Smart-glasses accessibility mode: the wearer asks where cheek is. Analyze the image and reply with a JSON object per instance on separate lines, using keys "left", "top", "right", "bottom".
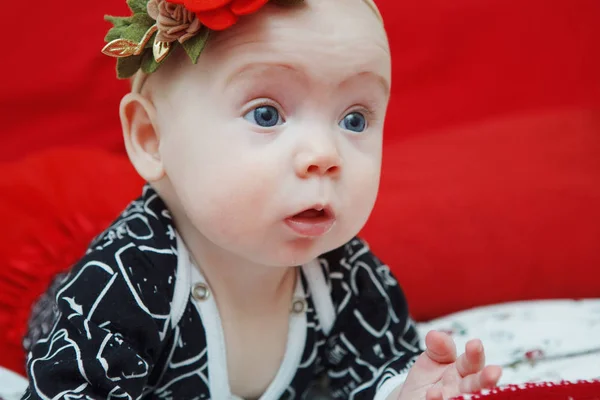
{"left": 341, "top": 143, "right": 382, "bottom": 224}
{"left": 160, "top": 124, "right": 283, "bottom": 235}
{"left": 350, "top": 161, "right": 380, "bottom": 209}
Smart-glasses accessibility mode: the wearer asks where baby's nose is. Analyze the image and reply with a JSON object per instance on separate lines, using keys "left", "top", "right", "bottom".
{"left": 295, "top": 151, "right": 342, "bottom": 179}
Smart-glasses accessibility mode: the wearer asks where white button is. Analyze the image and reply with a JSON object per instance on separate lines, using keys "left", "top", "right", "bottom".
{"left": 291, "top": 298, "right": 307, "bottom": 314}
{"left": 192, "top": 283, "right": 210, "bottom": 301}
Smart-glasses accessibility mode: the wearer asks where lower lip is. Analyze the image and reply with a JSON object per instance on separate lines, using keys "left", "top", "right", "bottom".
{"left": 284, "top": 216, "right": 336, "bottom": 237}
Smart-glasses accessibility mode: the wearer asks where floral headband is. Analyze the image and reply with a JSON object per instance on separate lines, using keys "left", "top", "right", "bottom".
{"left": 102, "top": 0, "right": 304, "bottom": 79}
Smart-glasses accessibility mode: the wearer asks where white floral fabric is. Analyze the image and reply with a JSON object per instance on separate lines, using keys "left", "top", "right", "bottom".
{"left": 417, "top": 299, "right": 600, "bottom": 385}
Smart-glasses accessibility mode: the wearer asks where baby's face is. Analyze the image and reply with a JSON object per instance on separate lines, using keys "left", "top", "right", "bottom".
{"left": 150, "top": 0, "right": 390, "bottom": 266}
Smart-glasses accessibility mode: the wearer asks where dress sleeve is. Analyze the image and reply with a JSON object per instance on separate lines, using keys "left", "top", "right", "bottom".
{"left": 21, "top": 242, "right": 176, "bottom": 400}
{"left": 321, "top": 238, "right": 423, "bottom": 400}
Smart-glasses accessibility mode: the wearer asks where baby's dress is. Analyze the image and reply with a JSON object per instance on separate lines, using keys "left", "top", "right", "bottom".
{"left": 21, "top": 185, "right": 421, "bottom": 400}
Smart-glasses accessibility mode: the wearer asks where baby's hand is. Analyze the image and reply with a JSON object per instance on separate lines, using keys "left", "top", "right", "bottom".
{"left": 397, "top": 331, "right": 502, "bottom": 400}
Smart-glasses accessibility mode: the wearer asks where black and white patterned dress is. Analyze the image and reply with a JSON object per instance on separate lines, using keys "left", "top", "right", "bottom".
{"left": 21, "top": 185, "right": 422, "bottom": 400}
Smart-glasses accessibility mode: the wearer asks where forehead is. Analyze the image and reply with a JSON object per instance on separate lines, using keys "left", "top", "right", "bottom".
{"left": 174, "top": 0, "right": 391, "bottom": 88}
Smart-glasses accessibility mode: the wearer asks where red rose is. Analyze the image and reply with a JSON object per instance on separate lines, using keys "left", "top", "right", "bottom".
{"left": 166, "top": 0, "right": 270, "bottom": 31}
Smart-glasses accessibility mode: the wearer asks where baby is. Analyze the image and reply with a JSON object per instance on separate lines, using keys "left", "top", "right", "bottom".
{"left": 21, "top": 0, "right": 502, "bottom": 399}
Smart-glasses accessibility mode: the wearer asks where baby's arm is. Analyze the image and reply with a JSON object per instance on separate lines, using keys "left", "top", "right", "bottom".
{"left": 319, "top": 238, "right": 422, "bottom": 400}
{"left": 319, "top": 238, "right": 501, "bottom": 400}
{"left": 21, "top": 245, "right": 174, "bottom": 400}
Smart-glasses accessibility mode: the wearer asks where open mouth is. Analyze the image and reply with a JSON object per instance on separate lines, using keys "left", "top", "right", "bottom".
{"left": 291, "top": 208, "right": 330, "bottom": 221}
{"left": 285, "top": 206, "right": 336, "bottom": 237}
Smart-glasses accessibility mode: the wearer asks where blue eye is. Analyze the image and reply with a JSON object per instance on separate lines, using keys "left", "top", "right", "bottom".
{"left": 340, "top": 112, "right": 367, "bottom": 133}
{"left": 244, "top": 105, "right": 283, "bottom": 127}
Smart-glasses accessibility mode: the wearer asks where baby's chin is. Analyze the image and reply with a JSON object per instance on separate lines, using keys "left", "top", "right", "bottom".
{"left": 247, "top": 232, "right": 355, "bottom": 268}
{"left": 256, "top": 248, "right": 328, "bottom": 269}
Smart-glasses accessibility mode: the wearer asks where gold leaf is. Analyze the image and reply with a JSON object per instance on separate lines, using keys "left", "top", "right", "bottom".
{"left": 153, "top": 39, "right": 172, "bottom": 63}
{"left": 102, "top": 39, "right": 140, "bottom": 58}
{"left": 138, "top": 25, "right": 159, "bottom": 53}
{"left": 102, "top": 25, "right": 158, "bottom": 59}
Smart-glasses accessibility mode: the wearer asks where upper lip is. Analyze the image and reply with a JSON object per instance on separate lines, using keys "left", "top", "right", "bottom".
{"left": 289, "top": 204, "right": 335, "bottom": 219}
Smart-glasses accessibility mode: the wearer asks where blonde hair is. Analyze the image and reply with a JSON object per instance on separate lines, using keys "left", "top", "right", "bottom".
{"left": 132, "top": 0, "right": 384, "bottom": 93}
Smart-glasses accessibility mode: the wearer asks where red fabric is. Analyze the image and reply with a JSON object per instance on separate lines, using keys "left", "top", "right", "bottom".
{"left": 361, "top": 109, "right": 600, "bottom": 321}
{"left": 0, "top": 1, "right": 130, "bottom": 162}
{"left": 1, "top": 0, "right": 600, "bottom": 376}
{"left": 0, "top": 149, "right": 144, "bottom": 376}
{"left": 360, "top": 0, "right": 600, "bottom": 320}
{"left": 451, "top": 380, "right": 600, "bottom": 400}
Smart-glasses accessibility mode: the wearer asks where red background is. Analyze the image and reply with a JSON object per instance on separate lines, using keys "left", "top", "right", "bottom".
{"left": 1, "top": 0, "right": 599, "bottom": 374}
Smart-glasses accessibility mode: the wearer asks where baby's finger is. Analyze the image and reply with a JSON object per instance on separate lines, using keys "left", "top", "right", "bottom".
{"left": 459, "top": 365, "right": 503, "bottom": 394}
{"left": 480, "top": 365, "right": 503, "bottom": 389}
{"left": 425, "top": 387, "right": 444, "bottom": 400}
{"left": 425, "top": 330, "right": 457, "bottom": 364}
{"left": 455, "top": 339, "right": 485, "bottom": 377}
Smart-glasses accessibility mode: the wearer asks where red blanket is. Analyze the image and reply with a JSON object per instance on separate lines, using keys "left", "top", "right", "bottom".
{"left": 452, "top": 380, "right": 600, "bottom": 400}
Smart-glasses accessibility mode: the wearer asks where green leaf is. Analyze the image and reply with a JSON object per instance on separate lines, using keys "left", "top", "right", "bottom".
{"left": 121, "top": 22, "right": 151, "bottom": 42}
{"left": 104, "top": 15, "right": 135, "bottom": 42}
{"left": 127, "top": 0, "right": 148, "bottom": 14}
{"left": 181, "top": 28, "right": 210, "bottom": 64}
{"left": 105, "top": 15, "right": 134, "bottom": 28}
{"left": 117, "top": 54, "right": 144, "bottom": 79}
{"left": 105, "top": 26, "right": 124, "bottom": 42}
{"left": 132, "top": 12, "right": 155, "bottom": 28}
{"left": 141, "top": 49, "right": 164, "bottom": 74}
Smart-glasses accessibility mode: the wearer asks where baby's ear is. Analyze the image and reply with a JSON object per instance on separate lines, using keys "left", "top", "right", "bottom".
{"left": 120, "top": 93, "right": 165, "bottom": 182}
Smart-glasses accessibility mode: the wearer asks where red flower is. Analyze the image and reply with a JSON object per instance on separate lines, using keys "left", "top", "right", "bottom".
{"left": 166, "top": 0, "right": 270, "bottom": 31}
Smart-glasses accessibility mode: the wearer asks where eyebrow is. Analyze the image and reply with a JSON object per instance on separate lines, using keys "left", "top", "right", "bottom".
{"left": 224, "top": 62, "right": 304, "bottom": 87}
{"left": 346, "top": 70, "right": 390, "bottom": 97}
{"left": 224, "top": 62, "right": 390, "bottom": 96}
